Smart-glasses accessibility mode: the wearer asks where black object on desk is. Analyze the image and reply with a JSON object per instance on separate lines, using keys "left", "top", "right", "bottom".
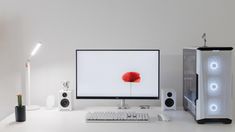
{"left": 15, "top": 94, "right": 26, "bottom": 122}
{"left": 15, "top": 106, "right": 26, "bottom": 122}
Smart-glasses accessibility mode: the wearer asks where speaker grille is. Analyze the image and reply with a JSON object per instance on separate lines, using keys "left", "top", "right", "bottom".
{"left": 165, "top": 98, "right": 174, "bottom": 107}
{"left": 60, "top": 99, "right": 70, "bottom": 108}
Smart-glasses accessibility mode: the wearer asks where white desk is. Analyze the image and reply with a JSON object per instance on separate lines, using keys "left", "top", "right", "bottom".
{"left": 0, "top": 107, "right": 234, "bottom": 132}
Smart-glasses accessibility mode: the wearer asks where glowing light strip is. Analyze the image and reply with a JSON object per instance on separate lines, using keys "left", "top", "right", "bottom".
{"left": 31, "top": 43, "right": 42, "bottom": 57}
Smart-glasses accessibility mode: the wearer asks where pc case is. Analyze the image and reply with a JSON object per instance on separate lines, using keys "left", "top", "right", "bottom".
{"left": 183, "top": 47, "right": 233, "bottom": 124}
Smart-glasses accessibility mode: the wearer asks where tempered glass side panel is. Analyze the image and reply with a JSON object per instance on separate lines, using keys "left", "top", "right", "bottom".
{"left": 183, "top": 49, "right": 197, "bottom": 115}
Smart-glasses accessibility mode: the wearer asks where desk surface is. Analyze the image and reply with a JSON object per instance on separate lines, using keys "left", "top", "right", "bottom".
{"left": 0, "top": 107, "right": 234, "bottom": 132}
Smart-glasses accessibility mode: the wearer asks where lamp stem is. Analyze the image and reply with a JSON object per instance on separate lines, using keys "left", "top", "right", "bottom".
{"left": 26, "top": 60, "right": 31, "bottom": 106}
{"left": 25, "top": 60, "right": 40, "bottom": 111}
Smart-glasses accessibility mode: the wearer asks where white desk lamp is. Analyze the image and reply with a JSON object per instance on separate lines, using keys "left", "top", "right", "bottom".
{"left": 25, "top": 43, "right": 42, "bottom": 111}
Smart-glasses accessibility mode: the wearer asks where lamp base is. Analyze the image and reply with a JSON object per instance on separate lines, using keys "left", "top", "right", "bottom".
{"left": 26, "top": 105, "right": 40, "bottom": 111}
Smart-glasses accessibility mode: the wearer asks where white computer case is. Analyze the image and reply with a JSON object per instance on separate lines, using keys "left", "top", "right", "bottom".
{"left": 183, "top": 47, "right": 233, "bottom": 124}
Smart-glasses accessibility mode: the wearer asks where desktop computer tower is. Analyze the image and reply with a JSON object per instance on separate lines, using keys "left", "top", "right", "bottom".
{"left": 183, "top": 47, "right": 233, "bottom": 124}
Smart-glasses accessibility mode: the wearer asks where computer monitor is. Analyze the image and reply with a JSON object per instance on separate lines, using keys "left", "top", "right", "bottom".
{"left": 76, "top": 49, "right": 160, "bottom": 101}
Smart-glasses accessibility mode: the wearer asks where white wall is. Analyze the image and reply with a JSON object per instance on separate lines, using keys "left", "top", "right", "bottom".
{"left": 1, "top": 0, "right": 235, "bottom": 118}
{"left": 0, "top": 5, "right": 25, "bottom": 120}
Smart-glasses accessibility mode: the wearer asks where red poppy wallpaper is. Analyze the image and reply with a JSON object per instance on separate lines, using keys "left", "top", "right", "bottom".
{"left": 76, "top": 50, "right": 159, "bottom": 97}
{"left": 122, "top": 72, "right": 141, "bottom": 83}
{"left": 122, "top": 72, "right": 141, "bottom": 95}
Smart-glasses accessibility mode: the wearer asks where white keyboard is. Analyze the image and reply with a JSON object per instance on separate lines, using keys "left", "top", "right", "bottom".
{"left": 86, "top": 112, "right": 150, "bottom": 123}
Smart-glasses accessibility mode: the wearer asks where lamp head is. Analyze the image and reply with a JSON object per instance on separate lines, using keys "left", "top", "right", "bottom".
{"left": 30, "top": 43, "right": 42, "bottom": 57}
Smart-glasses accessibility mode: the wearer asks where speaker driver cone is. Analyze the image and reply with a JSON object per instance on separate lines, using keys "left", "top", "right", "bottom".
{"left": 165, "top": 98, "right": 174, "bottom": 107}
{"left": 60, "top": 99, "right": 70, "bottom": 108}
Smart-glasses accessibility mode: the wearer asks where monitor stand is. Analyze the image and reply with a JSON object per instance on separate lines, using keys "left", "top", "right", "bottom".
{"left": 118, "top": 99, "right": 129, "bottom": 109}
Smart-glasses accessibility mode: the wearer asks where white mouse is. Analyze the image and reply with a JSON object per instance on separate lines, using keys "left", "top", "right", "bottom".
{"left": 158, "top": 113, "right": 170, "bottom": 121}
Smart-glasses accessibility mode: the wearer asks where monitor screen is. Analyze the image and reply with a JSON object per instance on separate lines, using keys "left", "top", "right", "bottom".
{"left": 76, "top": 49, "right": 160, "bottom": 99}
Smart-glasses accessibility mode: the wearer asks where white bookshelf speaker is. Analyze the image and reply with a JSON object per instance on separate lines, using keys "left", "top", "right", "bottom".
{"left": 58, "top": 90, "right": 72, "bottom": 111}
{"left": 161, "top": 89, "right": 176, "bottom": 111}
